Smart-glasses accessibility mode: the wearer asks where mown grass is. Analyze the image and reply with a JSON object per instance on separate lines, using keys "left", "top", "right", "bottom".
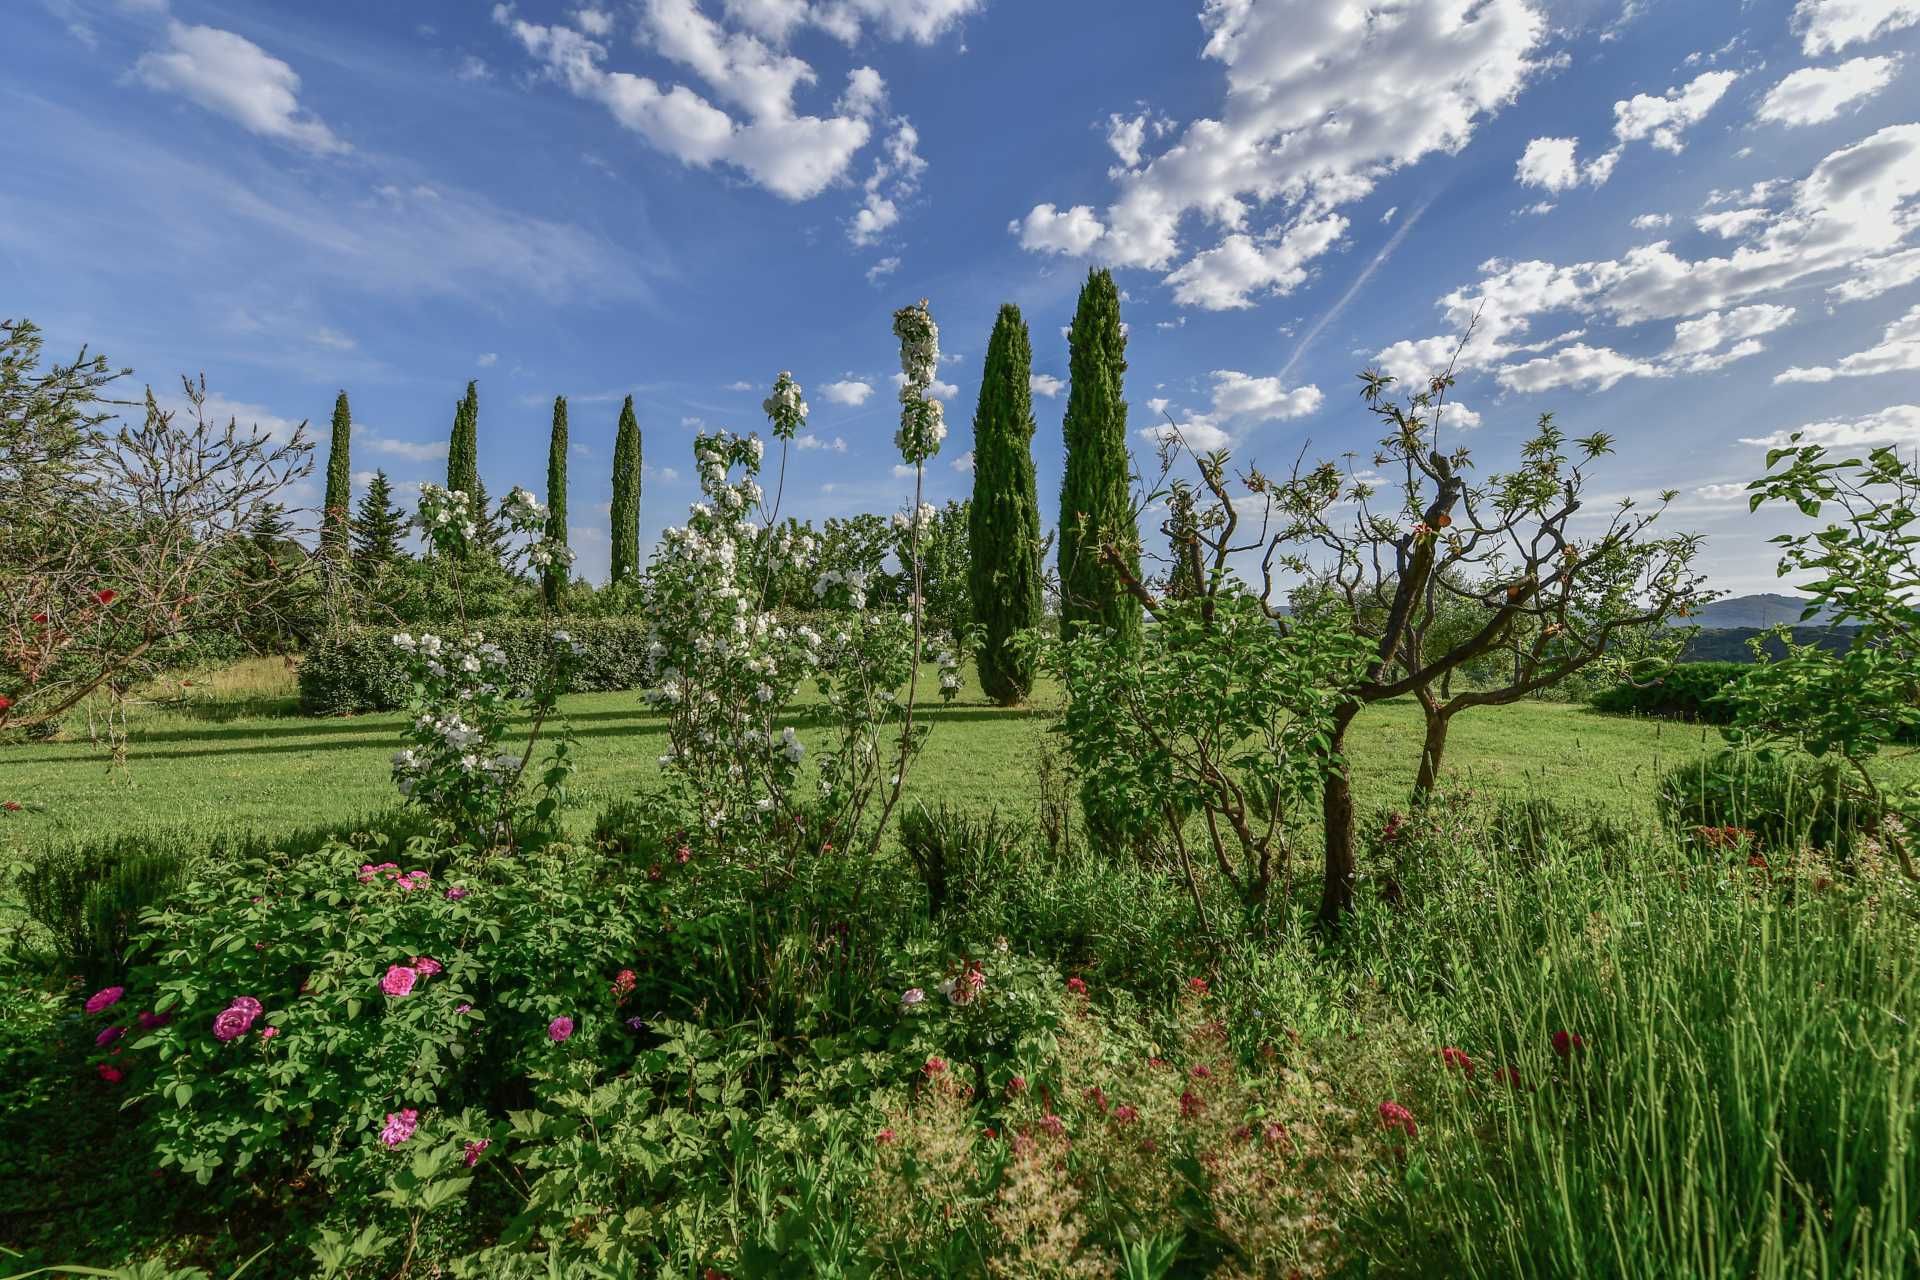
{"left": 0, "top": 659, "right": 1746, "bottom": 855}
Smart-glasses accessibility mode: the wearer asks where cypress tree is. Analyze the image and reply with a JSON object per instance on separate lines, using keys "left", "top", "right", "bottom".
{"left": 544, "top": 395, "right": 570, "bottom": 609}
{"left": 609, "top": 395, "right": 642, "bottom": 586}
{"left": 351, "top": 469, "right": 407, "bottom": 571}
{"left": 446, "top": 380, "right": 479, "bottom": 497}
{"left": 1165, "top": 482, "right": 1203, "bottom": 601}
{"left": 968, "top": 303, "right": 1044, "bottom": 704}
{"left": 322, "top": 391, "right": 352, "bottom": 569}
{"left": 1058, "top": 268, "right": 1141, "bottom": 645}
{"left": 469, "top": 475, "right": 506, "bottom": 561}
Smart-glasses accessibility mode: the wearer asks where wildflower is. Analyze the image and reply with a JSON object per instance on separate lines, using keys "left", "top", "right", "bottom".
{"left": 1186, "top": 977, "right": 1210, "bottom": 996}
{"left": 548, "top": 1016, "right": 575, "bottom": 1042}
{"left": 445, "top": 885, "right": 469, "bottom": 901}
{"left": 84, "top": 986, "right": 124, "bottom": 1015}
{"left": 1551, "top": 1030, "right": 1586, "bottom": 1058}
{"left": 95, "top": 1025, "right": 123, "bottom": 1048}
{"left": 380, "top": 1109, "right": 419, "bottom": 1147}
{"left": 463, "top": 1138, "right": 490, "bottom": 1167}
{"left": 456, "top": 1003, "right": 473, "bottom": 1014}
{"left": 900, "top": 987, "right": 926, "bottom": 1009}
{"left": 1065, "top": 976, "right": 1088, "bottom": 997}
{"left": 1179, "top": 1090, "right": 1204, "bottom": 1119}
{"left": 1378, "top": 1100, "right": 1417, "bottom": 1137}
{"left": 1189, "top": 1064, "right": 1212, "bottom": 1081}
{"left": 94, "top": 589, "right": 117, "bottom": 605}
{"left": 97, "top": 1064, "right": 123, "bottom": 1084}
{"left": 675, "top": 844, "right": 692, "bottom": 864}
{"left": 1040, "top": 1113, "right": 1065, "bottom": 1137}
{"left": 1440, "top": 1046, "right": 1475, "bottom": 1076}
{"left": 0, "top": 697, "right": 11, "bottom": 713}
{"left": 2, "top": 801, "right": 19, "bottom": 812}
{"left": 1006, "top": 1075, "right": 1027, "bottom": 1097}
{"left": 212, "top": 1007, "right": 254, "bottom": 1042}
{"left": 259, "top": 1026, "right": 279, "bottom": 1040}
{"left": 625, "top": 1015, "right": 646, "bottom": 1031}
{"left": 923, "top": 1056, "right": 947, "bottom": 1077}
{"left": 381, "top": 965, "right": 419, "bottom": 998}
{"left": 1112, "top": 1105, "right": 1138, "bottom": 1124}
{"left": 1263, "top": 1122, "right": 1290, "bottom": 1147}
{"left": 1084, "top": 1085, "right": 1108, "bottom": 1112}
{"left": 1494, "top": 1066, "right": 1523, "bottom": 1088}
{"left": 611, "top": 969, "right": 637, "bottom": 1001}
{"left": 876, "top": 1127, "right": 896, "bottom": 1145}
{"left": 412, "top": 956, "right": 442, "bottom": 977}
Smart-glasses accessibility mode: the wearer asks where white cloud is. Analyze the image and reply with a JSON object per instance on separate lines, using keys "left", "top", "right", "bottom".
{"left": 726, "top": 379, "right": 757, "bottom": 391}
{"left": 1515, "top": 136, "right": 1620, "bottom": 192}
{"left": 310, "top": 327, "right": 356, "bottom": 351}
{"left": 865, "top": 255, "right": 901, "bottom": 283}
{"left": 1141, "top": 414, "right": 1232, "bottom": 451}
{"left": 1740, "top": 402, "right": 1920, "bottom": 448}
{"left": 950, "top": 450, "right": 974, "bottom": 473}
{"left": 820, "top": 378, "right": 873, "bottom": 405}
{"left": 1440, "top": 400, "right": 1482, "bottom": 430}
{"left": 1107, "top": 111, "right": 1150, "bottom": 167}
{"left": 573, "top": 7, "right": 615, "bottom": 36}
{"left": 1757, "top": 55, "right": 1902, "bottom": 126}
{"left": 477, "top": 352, "right": 499, "bottom": 367}
{"left": 370, "top": 436, "right": 450, "bottom": 462}
{"left": 1208, "top": 369, "right": 1323, "bottom": 422}
{"left": 1694, "top": 482, "right": 1748, "bottom": 500}
{"left": 1521, "top": 200, "right": 1557, "bottom": 216}
{"left": 1631, "top": 212, "right": 1673, "bottom": 229}
{"left": 1695, "top": 207, "right": 1771, "bottom": 238}
{"left": 1496, "top": 343, "right": 1666, "bottom": 393}
{"left": 1793, "top": 0, "right": 1920, "bottom": 54}
{"left": 1612, "top": 70, "right": 1739, "bottom": 153}
{"left": 796, "top": 432, "right": 849, "bottom": 451}
{"left": 457, "top": 55, "right": 493, "bottom": 82}
{"left": 1377, "top": 124, "right": 1920, "bottom": 382}
{"left": 1029, "top": 373, "right": 1064, "bottom": 398}
{"left": 1015, "top": 0, "right": 1550, "bottom": 309}
{"left": 1775, "top": 302, "right": 1920, "bottom": 382}
{"left": 134, "top": 21, "right": 349, "bottom": 155}
{"left": 849, "top": 116, "right": 924, "bottom": 245}
{"left": 1381, "top": 206, "right": 1399, "bottom": 224}
{"left": 1669, "top": 304, "right": 1796, "bottom": 357}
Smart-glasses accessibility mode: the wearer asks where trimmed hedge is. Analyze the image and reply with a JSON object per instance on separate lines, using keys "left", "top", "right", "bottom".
{"left": 298, "top": 617, "right": 654, "bottom": 714}
{"left": 1592, "top": 661, "right": 1748, "bottom": 723}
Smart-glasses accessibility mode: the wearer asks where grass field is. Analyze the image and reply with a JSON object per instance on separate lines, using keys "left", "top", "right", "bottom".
{"left": 0, "top": 657, "right": 1754, "bottom": 854}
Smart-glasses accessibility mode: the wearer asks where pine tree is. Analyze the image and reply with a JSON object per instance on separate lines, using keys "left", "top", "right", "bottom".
{"left": 544, "top": 395, "right": 570, "bottom": 609}
{"left": 322, "top": 391, "right": 352, "bottom": 570}
{"left": 968, "top": 303, "right": 1044, "bottom": 704}
{"left": 610, "top": 395, "right": 642, "bottom": 586}
{"left": 446, "top": 380, "right": 479, "bottom": 497}
{"left": 351, "top": 469, "right": 407, "bottom": 571}
{"left": 1058, "top": 268, "right": 1140, "bottom": 645}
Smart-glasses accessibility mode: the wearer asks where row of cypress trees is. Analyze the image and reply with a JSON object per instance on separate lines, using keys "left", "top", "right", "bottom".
{"left": 968, "top": 267, "right": 1139, "bottom": 705}
{"left": 319, "top": 385, "right": 646, "bottom": 591}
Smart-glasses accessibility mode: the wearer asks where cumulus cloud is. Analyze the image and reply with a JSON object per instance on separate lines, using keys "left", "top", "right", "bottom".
{"left": 1515, "top": 136, "right": 1619, "bottom": 192}
{"left": 1694, "top": 482, "right": 1748, "bottom": 500}
{"left": 1029, "top": 373, "right": 1064, "bottom": 397}
{"left": 796, "top": 432, "right": 849, "bottom": 451}
{"left": 1015, "top": 0, "right": 1552, "bottom": 309}
{"left": 134, "top": 21, "right": 349, "bottom": 154}
{"left": 1207, "top": 370, "right": 1323, "bottom": 421}
{"left": 1496, "top": 343, "right": 1666, "bottom": 393}
{"left": 950, "top": 450, "right": 974, "bottom": 473}
{"left": 1756, "top": 55, "right": 1902, "bottom": 125}
{"left": 1775, "top": 302, "right": 1920, "bottom": 382}
{"left": 820, "top": 378, "right": 873, "bottom": 405}
{"left": 1740, "top": 402, "right": 1920, "bottom": 448}
{"left": 1612, "top": 70, "right": 1739, "bottom": 153}
{"left": 865, "top": 255, "right": 901, "bottom": 283}
{"left": 849, "top": 116, "right": 924, "bottom": 245}
{"left": 1793, "top": 0, "right": 1920, "bottom": 55}
{"left": 1668, "top": 304, "right": 1796, "bottom": 358}
{"left": 1631, "top": 212, "right": 1673, "bottom": 229}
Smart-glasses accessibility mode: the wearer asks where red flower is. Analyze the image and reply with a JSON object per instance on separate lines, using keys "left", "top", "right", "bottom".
{"left": 1112, "top": 1105, "right": 1138, "bottom": 1124}
{"left": 1439, "top": 1046, "right": 1475, "bottom": 1076}
{"left": 2, "top": 801, "right": 20, "bottom": 812}
{"left": 1494, "top": 1065, "right": 1523, "bottom": 1088}
{"left": 923, "top": 1056, "right": 947, "bottom": 1077}
{"left": 1179, "top": 1089, "right": 1204, "bottom": 1119}
{"left": 875, "top": 1127, "right": 895, "bottom": 1145}
{"left": 675, "top": 845, "right": 692, "bottom": 864}
{"left": 93, "top": 589, "right": 117, "bottom": 605}
{"left": 646, "top": 864, "right": 663, "bottom": 882}
{"left": 30, "top": 613, "right": 47, "bottom": 624}
{"left": 1551, "top": 1030, "right": 1586, "bottom": 1059}
{"left": 611, "top": 969, "right": 637, "bottom": 1001}
{"left": 1065, "top": 976, "right": 1088, "bottom": 996}
{"left": 0, "top": 696, "right": 12, "bottom": 712}
{"left": 1378, "top": 1100, "right": 1416, "bottom": 1137}
{"left": 97, "top": 1064, "right": 124, "bottom": 1084}
{"left": 1040, "top": 1113, "right": 1065, "bottom": 1137}
{"left": 1084, "top": 1085, "right": 1107, "bottom": 1112}
{"left": 1189, "top": 1064, "right": 1212, "bottom": 1080}
{"left": 1006, "top": 1075, "right": 1027, "bottom": 1097}
{"left": 1186, "top": 977, "right": 1210, "bottom": 996}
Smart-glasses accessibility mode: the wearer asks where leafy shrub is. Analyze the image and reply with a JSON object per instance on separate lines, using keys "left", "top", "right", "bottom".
{"left": 1592, "top": 661, "right": 1748, "bottom": 722}
{"left": 14, "top": 838, "right": 191, "bottom": 979}
{"left": 1656, "top": 749, "right": 1873, "bottom": 854}
{"left": 898, "top": 801, "right": 1027, "bottom": 918}
{"left": 298, "top": 617, "right": 654, "bottom": 714}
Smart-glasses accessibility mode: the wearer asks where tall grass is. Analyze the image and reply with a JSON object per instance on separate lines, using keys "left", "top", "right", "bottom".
{"left": 1380, "top": 821, "right": 1920, "bottom": 1278}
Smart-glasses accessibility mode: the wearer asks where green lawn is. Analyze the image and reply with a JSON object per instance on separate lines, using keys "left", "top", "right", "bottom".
{"left": 0, "top": 658, "right": 1752, "bottom": 854}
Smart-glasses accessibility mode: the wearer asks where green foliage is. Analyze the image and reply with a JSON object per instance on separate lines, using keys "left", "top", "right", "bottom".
{"left": 610, "top": 394, "right": 642, "bottom": 587}
{"left": 14, "top": 836, "right": 192, "bottom": 977}
{"left": 1592, "top": 660, "right": 1749, "bottom": 722}
{"left": 919, "top": 497, "right": 973, "bottom": 652}
{"left": 1058, "top": 269, "right": 1140, "bottom": 647}
{"left": 543, "top": 395, "right": 569, "bottom": 610}
{"left": 298, "top": 618, "right": 655, "bottom": 713}
{"left": 1656, "top": 748, "right": 1874, "bottom": 855}
{"left": 968, "top": 304, "right": 1045, "bottom": 704}
{"left": 321, "top": 391, "right": 352, "bottom": 569}
{"left": 350, "top": 469, "right": 408, "bottom": 573}
{"left": 444, "top": 380, "right": 478, "bottom": 500}
{"left": 898, "top": 801, "right": 1025, "bottom": 919}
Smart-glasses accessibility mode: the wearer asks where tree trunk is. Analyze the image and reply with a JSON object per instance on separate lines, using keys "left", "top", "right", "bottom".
{"left": 1317, "top": 711, "right": 1358, "bottom": 929}
{"left": 1413, "top": 704, "right": 1450, "bottom": 803}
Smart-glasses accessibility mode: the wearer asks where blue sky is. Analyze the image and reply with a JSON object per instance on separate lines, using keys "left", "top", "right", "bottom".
{"left": 6, "top": 0, "right": 1920, "bottom": 591}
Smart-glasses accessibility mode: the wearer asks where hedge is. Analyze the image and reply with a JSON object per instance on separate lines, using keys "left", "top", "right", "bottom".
{"left": 1591, "top": 661, "right": 1748, "bottom": 723}
{"left": 299, "top": 618, "right": 654, "bottom": 714}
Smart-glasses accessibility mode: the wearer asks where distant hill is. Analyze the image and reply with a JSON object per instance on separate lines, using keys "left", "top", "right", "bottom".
{"left": 1686, "top": 593, "right": 1829, "bottom": 629}
{"left": 1680, "top": 625, "right": 1857, "bottom": 663}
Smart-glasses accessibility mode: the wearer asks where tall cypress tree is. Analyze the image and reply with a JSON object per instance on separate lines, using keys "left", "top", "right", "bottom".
{"left": 968, "top": 303, "right": 1044, "bottom": 705}
{"left": 1058, "top": 268, "right": 1140, "bottom": 645}
{"left": 446, "top": 380, "right": 479, "bottom": 497}
{"left": 609, "top": 395, "right": 642, "bottom": 586}
{"left": 544, "top": 395, "right": 570, "bottom": 608}
{"left": 322, "top": 391, "right": 352, "bottom": 569}
{"left": 351, "top": 469, "right": 407, "bottom": 571}
{"left": 1165, "top": 482, "right": 1203, "bottom": 602}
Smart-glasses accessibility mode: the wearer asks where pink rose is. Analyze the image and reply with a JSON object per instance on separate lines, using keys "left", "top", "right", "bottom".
{"left": 212, "top": 1007, "right": 254, "bottom": 1042}
{"left": 95, "top": 1025, "right": 124, "bottom": 1048}
{"left": 463, "top": 1138, "right": 490, "bottom": 1166}
{"left": 84, "top": 986, "right": 124, "bottom": 1015}
{"left": 547, "top": 1016, "right": 574, "bottom": 1042}
{"left": 412, "top": 956, "right": 442, "bottom": 977}
{"left": 380, "top": 1108, "right": 419, "bottom": 1147}
{"left": 228, "top": 996, "right": 262, "bottom": 1019}
{"left": 381, "top": 965, "right": 419, "bottom": 998}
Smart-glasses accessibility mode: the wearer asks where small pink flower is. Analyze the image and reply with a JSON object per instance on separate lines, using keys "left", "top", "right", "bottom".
{"left": 611, "top": 969, "right": 637, "bottom": 1001}
{"left": 547, "top": 1016, "right": 574, "bottom": 1042}
{"left": 84, "top": 986, "right": 124, "bottom": 1015}
{"left": 1084, "top": 1085, "right": 1107, "bottom": 1112}
{"left": 675, "top": 845, "right": 692, "bottom": 864}
{"left": 923, "top": 1056, "right": 947, "bottom": 1077}
{"left": 212, "top": 1007, "right": 254, "bottom": 1042}
{"left": 1112, "top": 1105, "right": 1138, "bottom": 1124}
{"left": 1186, "top": 977, "right": 1210, "bottom": 997}
{"left": 876, "top": 1127, "right": 895, "bottom": 1145}
{"left": 97, "top": 1063, "right": 123, "bottom": 1084}
{"left": 1189, "top": 1064, "right": 1212, "bottom": 1080}
{"left": 900, "top": 987, "right": 925, "bottom": 1008}
{"left": 412, "top": 956, "right": 442, "bottom": 977}
{"left": 1378, "top": 1100, "right": 1417, "bottom": 1138}
{"left": 1179, "top": 1089, "right": 1203, "bottom": 1119}
{"left": 444, "top": 885, "right": 469, "bottom": 901}
{"left": 259, "top": 1026, "right": 279, "bottom": 1040}
{"left": 380, "top": 1108, "right": 419, "bottom": 1147}
{"left": 228, "top": 996, "right": 262, "bottom": 1019}
{"left": 1006, "top": 1075, "right": 1027, "bottom": 1097}
{"left": 95, "top": 1025, "right": 124, "bottom": 1048}
{"left": 1040, "top": 1113, "right": 1065, "bottom": 1137}
{"left": 381, "top": 965, "right": 419, "bottom": 998}
{"left": 456, "top": 1003, "right": 473, "bottom": 1014}
{"left": 463, "top": 1138, "right": 490, "bottom": 1166}
{"left": 1065, "top": 977, "right": 1088, "bottom": 996}
{"left": 1263, "top": 1122, "right": 1289, "bottom": 1147}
